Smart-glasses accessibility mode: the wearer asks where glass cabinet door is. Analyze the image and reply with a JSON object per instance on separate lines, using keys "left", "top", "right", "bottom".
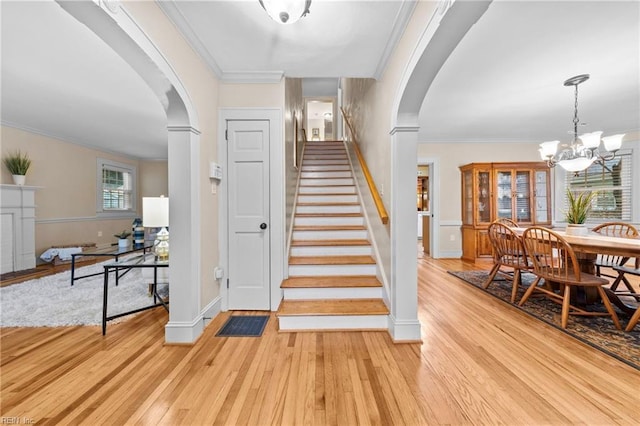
{"left": 534, "top": 170, "right": 548, "bottom": 223}
{"left": 496, "top": 170, "right": 512, "bottom": 220}
{"left": 462, "top": 170, "right": 473, "bottom": 225}
{"left": 514, "top": 171, "right": 531, "bottom": 222}
{"left": 477, "top": 171, "right": 491, "bottom": 223}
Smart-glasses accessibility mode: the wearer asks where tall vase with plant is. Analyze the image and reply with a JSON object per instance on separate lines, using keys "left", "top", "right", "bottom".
{"left": 2, "top": 150, "right": 31, "bottom": 186}
{"left": 565, "top": 189, "right": 595, "bottom": 236}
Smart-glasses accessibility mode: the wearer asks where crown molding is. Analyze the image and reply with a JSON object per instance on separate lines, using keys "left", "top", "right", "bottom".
{"left": 221, "top": 71, "right": 284, "bottom": 84}
{"left": 373, "top": 0, "right": 418, "bottom": 80}
{"left": 157, "top": 1, "right": 223, "bottom": 78}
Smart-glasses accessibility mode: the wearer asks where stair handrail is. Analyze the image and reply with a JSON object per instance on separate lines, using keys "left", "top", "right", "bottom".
{"left": 340, "top": 107, "right": 389, "bottom": 225}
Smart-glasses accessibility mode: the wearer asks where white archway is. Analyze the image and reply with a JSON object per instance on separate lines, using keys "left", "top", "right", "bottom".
{"left": 386, "top": 0, "right": 492, "bottom": 341}
{"left": 57, "top": 0, "right": 204, "bottom": 343}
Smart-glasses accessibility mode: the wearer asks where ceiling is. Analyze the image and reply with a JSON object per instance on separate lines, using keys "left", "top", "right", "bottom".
{"left": 1, "top": 1, "right": 638, "bottom": 160}
{"left": 419, "top": 0, "right": 640, "bottom": 144}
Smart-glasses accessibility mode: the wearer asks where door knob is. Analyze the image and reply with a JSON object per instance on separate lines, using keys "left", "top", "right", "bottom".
{"left": 260, "top": 223, "right": 267, "bottom": 230}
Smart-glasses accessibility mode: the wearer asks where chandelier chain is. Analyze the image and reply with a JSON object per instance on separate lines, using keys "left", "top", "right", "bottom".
{"left": 573, "top": 84, "right": 580, "bottom": 144}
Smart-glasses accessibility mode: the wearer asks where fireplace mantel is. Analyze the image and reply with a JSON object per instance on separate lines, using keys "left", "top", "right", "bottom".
{"left": 1, "top": 184, "right": 40, "bottom": 274}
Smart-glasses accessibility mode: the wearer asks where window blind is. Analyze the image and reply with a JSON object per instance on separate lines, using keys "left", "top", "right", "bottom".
{"left": 563, "top": 150, "right": 632, "bottom": 222}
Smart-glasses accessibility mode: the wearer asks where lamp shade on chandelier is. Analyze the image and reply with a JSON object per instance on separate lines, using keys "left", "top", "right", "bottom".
{"left": 259, "top": 0, "right": 311, "bottom": 24}
{"left": 539, "top": 74, "right": 624, "bottom": 172}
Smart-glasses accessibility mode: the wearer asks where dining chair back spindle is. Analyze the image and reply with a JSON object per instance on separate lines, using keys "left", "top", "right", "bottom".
{"left": 519, "top": 227, "right": 621, "bottom": 330}
{"left": 483, "top": 222, "right": 531, "bottom": 303}
{"left": 494, "top": 218, "right": 519, "bottom": 228}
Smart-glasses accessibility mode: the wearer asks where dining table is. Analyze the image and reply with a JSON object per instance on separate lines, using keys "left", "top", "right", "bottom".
{"left": 513, "top": 226, "right": 640, "bottom": 313}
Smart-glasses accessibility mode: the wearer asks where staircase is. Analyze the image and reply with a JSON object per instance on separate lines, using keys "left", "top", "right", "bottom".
{"left": 277, "top": 140, "right": 389, "bottom": 331}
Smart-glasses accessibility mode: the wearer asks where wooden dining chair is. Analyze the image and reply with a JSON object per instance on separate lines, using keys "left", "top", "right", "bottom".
{"left": 483, "top": 222, "right": 532, "bottom": 303}
{"left": 591, "top": 222, "right": 639, "bottom": 292}
{"left": 624, "top": 304, "right": 640, "bottom": 332}
{"left": 519, "top": 226, "right": 622, "bottom": 330}
{"left": 494, "top": 217, "right": 519, "bottom": 228}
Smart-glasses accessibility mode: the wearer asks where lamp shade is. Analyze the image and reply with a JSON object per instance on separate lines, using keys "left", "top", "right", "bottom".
{"left": 579, "top": 131, "right": 603, "bottom": 149}
{"left": 602, "top": 134, "right": 624, "bottom": 152}
{"left": 142, "top": 196, "right": 169, "bottom": 228}
{"left": 539, "top": 140, "right": 559, "bottom": 158}
{"left": 259, "top": 0, "right": 311, "bottom": 24}
{"left": 557, "top": 157, "right": 596, "bottom": 172}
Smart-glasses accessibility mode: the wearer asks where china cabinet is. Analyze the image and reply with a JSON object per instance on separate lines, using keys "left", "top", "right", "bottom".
{"left": 460, "top": 162, "right": 550, "bottom": 261}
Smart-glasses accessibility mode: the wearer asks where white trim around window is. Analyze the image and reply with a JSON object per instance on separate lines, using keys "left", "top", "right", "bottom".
{"left": 96, "top": 158, "right": 137, "bottom": 218}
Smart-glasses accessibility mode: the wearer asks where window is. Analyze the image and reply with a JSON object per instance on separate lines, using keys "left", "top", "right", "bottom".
{"left": 97, "top": 158, "right": 136, "bottom": 216}
{"left": 564, "top": 150, "right": 632, "bottom": 222}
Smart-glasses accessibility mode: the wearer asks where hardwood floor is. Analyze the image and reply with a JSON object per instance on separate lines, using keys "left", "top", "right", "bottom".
{"left": 2, "top": 254, "right": 639, "bottom": 425}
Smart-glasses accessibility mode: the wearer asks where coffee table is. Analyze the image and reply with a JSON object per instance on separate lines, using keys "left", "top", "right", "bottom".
{"left": 70, "top": 242, "right": 153, "bottom": 285}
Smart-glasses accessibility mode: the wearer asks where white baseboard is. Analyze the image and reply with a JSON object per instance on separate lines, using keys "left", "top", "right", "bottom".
{"left": 438, "top": 250, "right": 462, "bottom": 259}
{"left": 202, "top": 295, "right": 222, "bottom": 327}
{"left": 164, "top": 296, "right": 221, "bottom": 343}
{"left": 387, "top": 314, "right": 422, "bottom": 342}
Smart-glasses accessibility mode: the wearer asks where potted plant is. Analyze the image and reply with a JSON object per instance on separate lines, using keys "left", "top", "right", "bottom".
{"left": 114, "top": 230, "right": 132, "bottom": 248}
{"left": 565, "top": 189, "right": 596, "bottom": 236}
{"left": 2, "top": 150, "right": 31, "bottom": 186}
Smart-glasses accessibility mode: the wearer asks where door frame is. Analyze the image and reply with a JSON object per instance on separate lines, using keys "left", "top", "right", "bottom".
{"left": 417, "top": 156, "right": 440, "bottom": 259}
{"left": 304, "top": 96, "right": 337, "bottom": 141}
{"left": 218, "top": 108, "right": 284, "bottom": 311}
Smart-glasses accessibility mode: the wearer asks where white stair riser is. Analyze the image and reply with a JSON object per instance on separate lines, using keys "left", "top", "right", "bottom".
{"left": 278, "top": 315, "right": 388, "bottom": 331}
{"left": 302, "top": 165, "right": 351, "bottom": 172}
{"left": 290, "top": 245, "right": 372, "bottom": 256}
{"left": 292, "top": 230, "right": 368, "bottom": 240}
{"left": 300, "top": 171, "right": 352, "bottom": 179}
{"left": 297, "top": 194, "right": 358, "bottom": 203}
{"left": 298, "top": 186, "right": 355, "bottom": 194}
{"left": 294, "top": 216, "right": 364, "bottom": 226}
{"left": 303, "top": 160, "right": 349, "bottom": 165}
{"left": 299, "top": 178, "right": 354, "bottom": 186}
{"left": 283, "top": 287, "right": 383, "bottom": 300}
{"left": 303, "top": 155, "right": 347, "bottom": 160}
{"left": 288, "top": 264, "right": 376, "bottom": 276}
{"left": 296, "top": 205, "right": 361, "bottom": 214}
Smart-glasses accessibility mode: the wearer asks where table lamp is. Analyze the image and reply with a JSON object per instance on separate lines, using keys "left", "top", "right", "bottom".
{"left": 142, "top": 196, "right": 169, "bottom": 263}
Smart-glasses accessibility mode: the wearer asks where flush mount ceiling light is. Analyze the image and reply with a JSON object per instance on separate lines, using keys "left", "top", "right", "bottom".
{"left": 259, "top": 0, "right": 311, "bottom": 24}
{"left": 539, "top": 74, "right": 624, "bottom": 173}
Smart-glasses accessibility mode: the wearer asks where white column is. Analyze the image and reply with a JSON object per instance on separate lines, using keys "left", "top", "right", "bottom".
{"left": 164, "top": 126, "right": 203, "bottom": 343}
{"left": 388, "top": 126, "right": 421, "bottom": 341}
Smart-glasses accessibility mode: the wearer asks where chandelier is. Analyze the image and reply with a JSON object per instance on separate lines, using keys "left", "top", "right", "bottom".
{"left": 539, "top": 74, "right": 625, "bottom": 172}
{"left": 259, "top": 0, "right": 311, "bottom": 24}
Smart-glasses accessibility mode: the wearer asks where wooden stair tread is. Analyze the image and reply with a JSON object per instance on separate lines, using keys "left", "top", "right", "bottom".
{"left": 277, "top": 299, "right": 389, "bottom": 316}
{"left": 300, "top": 162, "right": 349, "bottom": 166}
{"left": 281, "top": 276, "right": 381, "bottom": 288}
{"left": 294, "top": 213, "right": 362, "bottom": 217}
{"left": 298, "top": 193, "right": 356, "bottom": 196}
{"left": 293, "top": 225, "right": 366, "bottom": 231}
{"left": 289, "top": 255, "right": 375, "bottom": 265}
{"left": 291, "top": 239, "right": 370, "bottom": 246}
{"left": 301, "top": 169, "right": 350, "bottom": 172}
{"left": 299, "top": 176, "right": 352, "bottom": 179}
{"left": 297, "top": 202, "right": 360, "bottom": 206}
{"left": 299, "top": 184, "right": 355, "bottom": 187}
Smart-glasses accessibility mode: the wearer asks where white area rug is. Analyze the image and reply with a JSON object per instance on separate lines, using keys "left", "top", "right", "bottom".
{"left": 0, "top": 258, "right": 168, "bottom": 327}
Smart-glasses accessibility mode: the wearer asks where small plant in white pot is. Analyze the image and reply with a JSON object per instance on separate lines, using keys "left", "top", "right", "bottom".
{"left": 114, "top": 230, "right": 132, "bottom": 248}
{"left": 2, "top": 150, "right": 31, "bottom": 186}
{"left": 565, "top": 189, "right": 595, "bottom": 236}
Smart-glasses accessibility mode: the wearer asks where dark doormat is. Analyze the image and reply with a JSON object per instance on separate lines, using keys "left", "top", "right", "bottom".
{"left": 216, "top": 315, "right": 269, "bottom": 337}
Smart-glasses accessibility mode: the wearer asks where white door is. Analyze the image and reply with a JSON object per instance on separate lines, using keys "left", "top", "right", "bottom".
{"left": 227, "top": 120, "right": 271, "bottom": 310}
